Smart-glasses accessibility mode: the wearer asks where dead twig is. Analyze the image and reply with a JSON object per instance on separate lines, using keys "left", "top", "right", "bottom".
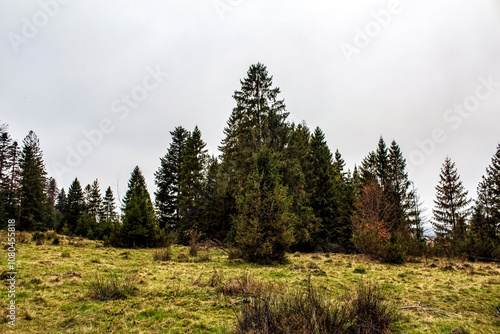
{"left": 400, "top": 302, "right": 459, "bottom": 317}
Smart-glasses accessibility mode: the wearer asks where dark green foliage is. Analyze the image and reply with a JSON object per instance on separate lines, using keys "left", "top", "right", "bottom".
{"left": 155, "top": 126, "right": 189, "bottom": 230}
{"left": 355, "top": 137, "right": 421, "bottom": 260}
{"left": 469, "top": 144, "right": 500, "bottom": 258}
{"left": 386, "top": 141, "right": 412, "bottom": 234}
{"left": 219, "top": 63, "right": 290, "bottom": 245}
{"left": 101, "top": 186, "right": 117, "bottom": 222}
{"left": 19, "top": 131, "right": 48, "bottom": 231}
{"left": 121, "top": 166, "right": 158, "bottom": 248}
{"left": 85, "top": 179, "right": 103, "bottom": 223}
{"left": 332, "top": 149, "right": 356, "bottom": 252}
{"left": 432, "top": 157, "right": 471, "bottom": 257}
{"left": 284, "top": 123, "right": 318, "bottom": 251}
{"left": 234, "top": 148, "right": 295, "bottom": 264}
{"left": 308, "top": 127, "right": 337, "bottom": 246}
{"left": 62, "top": 178, "right": 85, "bottom": 234}
{"left": 178, "top": 126, "right": 208, "bottom": 233}
{"left": 45, "top": 177, "right": 58, "bottom": 230}
{"left": 0, "top": 123, "right": 21, "bottom": 228}
{"left": 236, "top": 282, "right": 398, "bottom": 334}
{"left": 198, "top": 156, "right": 228, "bottom": 240}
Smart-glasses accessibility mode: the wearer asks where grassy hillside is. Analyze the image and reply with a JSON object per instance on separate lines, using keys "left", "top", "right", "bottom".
{"left": 1, "top": 232, "right": 499, "bottom": 333}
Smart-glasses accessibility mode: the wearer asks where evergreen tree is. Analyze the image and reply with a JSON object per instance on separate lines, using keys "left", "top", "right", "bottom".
{"left": 407, "top": 184, "right": 425, "bottom": 240}
{"left": 86, "top": 179, "right": 103, "bottom": 222}
{"left": 284, "top": 122, "right": 318, "bottom": 251}
{"left": 45, "top": 177, "right": 58, "bottom": 230}
{"left": 99, "top": 186, "right": 120, "bottom": 245}
{"left": 386, "top": 140, "right": 412, "bottom": 234}
{"left": 122, "top": 166, "right": 157, "bottom": 247}
{"left": 220, "top": 63, "right": 288, "bottom": 163}
{"left": 432, "top": 157, "right": 471, "bottom": 256}
{"left": 219, "top": 63, "right": 290, "bottom": 243}
{"left": 155, "top": 126, "right": 189, "bottom": 229}
{"left": 54, "top": 188, "right": 66, "bottom": 231}
{"left": 19, "top": 131, "right": 47, "bottom": 231}
{"left": 199, "top": 156, "right": 226, "bottom": 239}
{"left": 234, "top": 148, "right": 295, "bottom": 263}
{"left": 101, "top": 186, "right": 117, "bottom": 222}
{"left": 55, "top": 188, "right": 67, "bottom": 212}
{"left": 332, "top": 149, "right": 355, "bottom": 251}
{"left": 359, "top": 151, "right": 378, "bottom": 185}
{"left": 307, "top": 127, "right": 336, "bottom": 247}
{"left": 376, "top": 137, "right": 389, "bottom": 186}
{"left": 476, "top": 144, "right": 500, "bottom": 235}
{"left": 178, "top": 126, "right": 208, "bottom": 232}
{"left": 469, "top": 144, "right": 500, "bottom": 257}
{"left": 0, "top": 124, "right": 20, "bottom": 226}
{"left": 63, "top": 178, "right": 85, "bottom": 234}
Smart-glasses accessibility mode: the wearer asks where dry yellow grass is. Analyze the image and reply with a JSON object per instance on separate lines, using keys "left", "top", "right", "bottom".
{"left": 0, "top": 231, "right": 499, "bottom": 333}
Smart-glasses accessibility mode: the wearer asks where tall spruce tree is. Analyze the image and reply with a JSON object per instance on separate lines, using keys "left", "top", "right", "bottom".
{"left": 199, "top": 156, "right": 226, "bottom": 239}
{"left": 469, "top": 144, "right": 500, "bottom": 257}
{"left": 407, "top": 184, "right": 425, "bottom": 240}
{"left": 55, "top": 188, "right": 66, "bottom": 212}
{"left": 307, "top": 127, "right": 336, "bottom": 247}
{"left": 63, "top": 178, "right": 85, "bottom": 234}
{"left": 178, "top": 126, "right": 208, "bottom": 232}
{"left": 45, "top": 177, "right": 58, "bottom": 230}
{"left": 234, "top": 148, "right": 295, "bottom": 263}
{"left": 101, "top": 186, "right": 117, "bottom": 223}
{"left": 332, "top": 149, "right": 355, "bottom": 251}
{"left": 54, "top": 188, "right": 66, "bottom": 231}
{"left": 19, "top": 131, "right": 47, "bottom": 231}
{"left": 476, "top": 144, "right": 500, "bottom": 233}
{"left": 219, "top": 63, "right": 290, "bottom": 244}
{"left": 220, "top": 63, "right": 288, "bottom": 164}
{"left": 284, "top": 122, "right": 318, "bottom": 251}
{"left": 155, "top": 126, "right": 189, "bottom": 230}
{"left": 386, "top": 140, "right": 412, "bottom": 234}
{"left": 86, "top": 179, "right": 103, "bottom": 222}
{"left": 376, "top": 137, "right": 389, "bottom": 186}
{"left": 99, "top": 186, "right": 120, "bottom": 245}
{"left": 432, "top": 157, "right": 471, "bottom": 256}
{"left": 0, "top": 124, "right": 20, "bottom": 226}
{"left": 122, "top": 166, "right": 157, "bottom": 247}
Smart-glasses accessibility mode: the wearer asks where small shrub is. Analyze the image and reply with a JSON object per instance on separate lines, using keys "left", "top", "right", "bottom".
{"left": 153, "top": 247, "right": 172, "bottom": 261}
{"left": 176, "top": 253, "right": 189, "bottom": 262}
{"left": 348, "top": 284, "right": 399, "bottom": 333}
{"left": 87, "top": 272, "right": 137, "bottom": 301}
{"left": 61, "top": 252, "right": 71, "bottom": 258}
{"left": 236, "top": 282, "right": 398, "bottom": 334}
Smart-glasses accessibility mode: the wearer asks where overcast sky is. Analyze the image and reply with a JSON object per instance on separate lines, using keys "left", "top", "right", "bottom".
{"left": 1, "top": 0, "right": 500, "bottom": 227}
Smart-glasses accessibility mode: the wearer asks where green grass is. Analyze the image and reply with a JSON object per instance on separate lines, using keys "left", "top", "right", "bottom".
{"left": 0, "top": 232, "right": 499, "bottom": 333}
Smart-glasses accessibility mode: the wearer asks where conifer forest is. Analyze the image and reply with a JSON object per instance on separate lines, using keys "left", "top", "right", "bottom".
{"left": 2, "top": 1, "right": 500, "bottom": 333}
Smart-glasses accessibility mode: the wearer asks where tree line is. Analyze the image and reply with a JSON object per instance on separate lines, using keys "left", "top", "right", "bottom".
{"left": 1, "top": 63, "right": 499, "bottom": 263}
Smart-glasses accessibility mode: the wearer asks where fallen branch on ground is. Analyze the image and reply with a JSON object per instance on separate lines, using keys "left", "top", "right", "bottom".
{"left": 400, "top": 302, "right": 459, "bottom": 317}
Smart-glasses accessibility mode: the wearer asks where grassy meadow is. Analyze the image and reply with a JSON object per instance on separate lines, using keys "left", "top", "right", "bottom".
{"left": 1, "top": 231, "right": 499, "bottom": 333}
